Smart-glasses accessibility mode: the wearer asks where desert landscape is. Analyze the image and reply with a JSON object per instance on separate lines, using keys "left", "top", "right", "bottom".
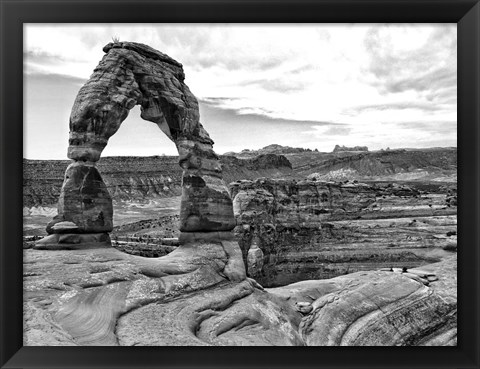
{"left": 24, "top": 146, "right": 457, "bottom": 286}
{"left": 23, "top": 39, "right": 457, "bottom": 346}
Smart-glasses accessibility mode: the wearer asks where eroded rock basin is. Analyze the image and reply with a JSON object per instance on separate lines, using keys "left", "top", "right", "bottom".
{"left": 23, "top": 244, "right": 457, "bottom": 346}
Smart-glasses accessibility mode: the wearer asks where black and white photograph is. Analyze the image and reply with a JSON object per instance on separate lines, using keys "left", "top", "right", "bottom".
{"left": 23, "top": 23, "right": 458, "bottom": 346}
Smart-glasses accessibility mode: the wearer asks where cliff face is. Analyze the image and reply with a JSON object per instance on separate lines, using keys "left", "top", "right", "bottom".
{"left": 23, "top": 160, "right": 69, "bottom": 207}
{"left": 23, "top": 154, "right": 292, "bottom": 207}
{"left": 223, "top": 146, "right": 457, "bottom": 182}
{"left": 220, "top": 154, "right": 292, "bottom": 183}
{"left": 23, "top": 147, "right": 457, "bottom": 208}
{"left": 23, "top": 157, "right": 182, "bottom": 208}
{"left": 230, "top": 178, "right": 457, "bottom": 287}
{"left": 290, "top": 148, "right": 457, "bottom": 181}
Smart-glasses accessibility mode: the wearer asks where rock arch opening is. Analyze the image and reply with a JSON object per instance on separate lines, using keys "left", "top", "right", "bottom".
{"left": 43, "top": 42, "right": 236, "bottom": 246}
{"left": 101, "top": 105, "right": 178, "bottom": 157}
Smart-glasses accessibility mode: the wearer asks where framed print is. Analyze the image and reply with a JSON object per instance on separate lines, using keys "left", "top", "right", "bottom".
{"left": 1, "top": 0, "right": 479, "bottom": 368}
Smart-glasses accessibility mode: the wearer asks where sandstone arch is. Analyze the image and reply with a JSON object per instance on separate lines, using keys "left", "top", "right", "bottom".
{"left": 45, "top": 42, "right": 236, "bottom": 244}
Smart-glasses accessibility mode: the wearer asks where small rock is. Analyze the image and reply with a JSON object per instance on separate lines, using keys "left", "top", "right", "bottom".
{"left": 51, "top": 221, "right": 79, "bottom": 233}
{"left": 442, "top": 241, "right": 457, "bottom": 252}
{"left": 247, "top": 239, "right": 264, "bottom": 277}
{"left": 406, "top": 269, "right": 436, "bottom": 278}
{"left": 295, "top": 302, "right": 313, "bottom": 314}
{"left": 402, "top": 272, "right": 430, "bottom": 285}
{"left": 379, "top": 267, "right": 393, "bottom": 272}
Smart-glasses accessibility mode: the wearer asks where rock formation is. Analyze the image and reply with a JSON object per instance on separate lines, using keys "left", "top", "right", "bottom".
{"left": 23, "top": 245, "right": 456, "bottom": 346}
{"left": 246, "top": 235, "right": 264, "bottom": 277}
{"left": 269, "top": 255, "right": 456, "bottom": 346}
{"left": 23, "top": 148, "right": 457, "bottom": 210}
{"left": 39, "top": 41, "right": 235, "bottom": 248}
{"left": 333, "top": 144, "right": 369, "bottom": 152}
{"left": 225, "top": 144, "right": 315, "bottom": 157}
{"left": 30, "top": 42, "right": 255, "bottom": 345}
{"left": 292, "top": 147, "right": 457, "bottom": 181}
{"left": 231, "top": 178, "right": 457, "bottom": 287}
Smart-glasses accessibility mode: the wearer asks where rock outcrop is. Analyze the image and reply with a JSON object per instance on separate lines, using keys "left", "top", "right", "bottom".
{"left": 225, "top": 144, "right": 316, "bottom": 157}
{"left": 292, "top": 148, "right": 457, "bottom": 181}
{"left": 24, "top": 238, "right": 249, "bottom": 346}
{"left": 230, "top": 178, "right": 457, "bottom": 287}
{"left": 333, "top": 145, "right": 369, "bottom": 152}
{"left": 41, "top": 41, "right": 236, "bottom": 247}
{"left": 23, "top": 245, "right": 456, "bottom": 346}
{"left": 268, "top": 255, "right": 457, "bottom": 346}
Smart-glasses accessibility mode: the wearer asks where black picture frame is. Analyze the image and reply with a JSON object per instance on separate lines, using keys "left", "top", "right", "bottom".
{"left": 1, "top": 0, "right": 479, "bottom": 368}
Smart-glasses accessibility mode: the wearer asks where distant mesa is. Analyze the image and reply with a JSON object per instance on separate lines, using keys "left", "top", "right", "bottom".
{"left": 225, "top": 144, "right": 318, "bottom": 157}
{"left": 333, "top": 144, "right": 369, "bottom": 153}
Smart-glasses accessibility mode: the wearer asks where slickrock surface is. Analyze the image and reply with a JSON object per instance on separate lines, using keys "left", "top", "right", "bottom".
{"left": 24, "top": 230, "right": 248, "bottom": 346}
{"left": 268, "top": 255, "right": 457, "bottom": 346}
{"left": 231, "top": 178, "right": 457, "bottom": 287}
{"left": 23, "top": 244, "right": 456, "bottom": 346}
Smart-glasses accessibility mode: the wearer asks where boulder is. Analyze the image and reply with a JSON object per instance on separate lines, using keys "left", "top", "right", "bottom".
{"left": 34, "top": 233, "right": 111, "bottom": 250}
{"left": 247, "top": 237, "right": 264, "bottom": 277}
{"left": 50, "top": 221, "right": 79, "bottom": 233}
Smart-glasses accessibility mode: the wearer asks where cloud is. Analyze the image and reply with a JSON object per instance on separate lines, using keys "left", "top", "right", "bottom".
{"left": 322, "top": 126, "right": 353, "bottom": 136}
{"left": 199, "top": 97, "right": 341, "bottom": 127}
{"left": 24, "top": 68, "right": 87, "bottom": 86}
{"left": 364, "top": 24, "right": 456, "bottom": 97}
{"left": 385, "top": 67, "right": 456, "bottom": 95}
{"left": 24, "top": 50, "right": 71, "bottom": 65}
{"left": 23, "top": 24, "right": 458, "bottom": 158}
{"left": 394, "top": 121, "right": 456, "bottom": 135}
{"left": 240, "top": 77, "right": 308, "bottom": 93}
{"left": 348, "top": 101, "right": 444, "bottom": 114}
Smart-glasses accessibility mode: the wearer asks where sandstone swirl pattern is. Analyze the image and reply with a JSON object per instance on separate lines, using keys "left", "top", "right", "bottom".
{"left": 23, "top": 245, "right": 456, "bottom": 346}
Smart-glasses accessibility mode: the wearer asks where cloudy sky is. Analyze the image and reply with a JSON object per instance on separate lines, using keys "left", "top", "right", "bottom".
{"left": 24, "top": 24, "right": 457, "bottom": 159}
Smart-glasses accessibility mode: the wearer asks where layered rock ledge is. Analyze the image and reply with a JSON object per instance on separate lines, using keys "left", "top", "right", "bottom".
{"left": 231, "top": 178, "right": 457, "bottom": 286}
